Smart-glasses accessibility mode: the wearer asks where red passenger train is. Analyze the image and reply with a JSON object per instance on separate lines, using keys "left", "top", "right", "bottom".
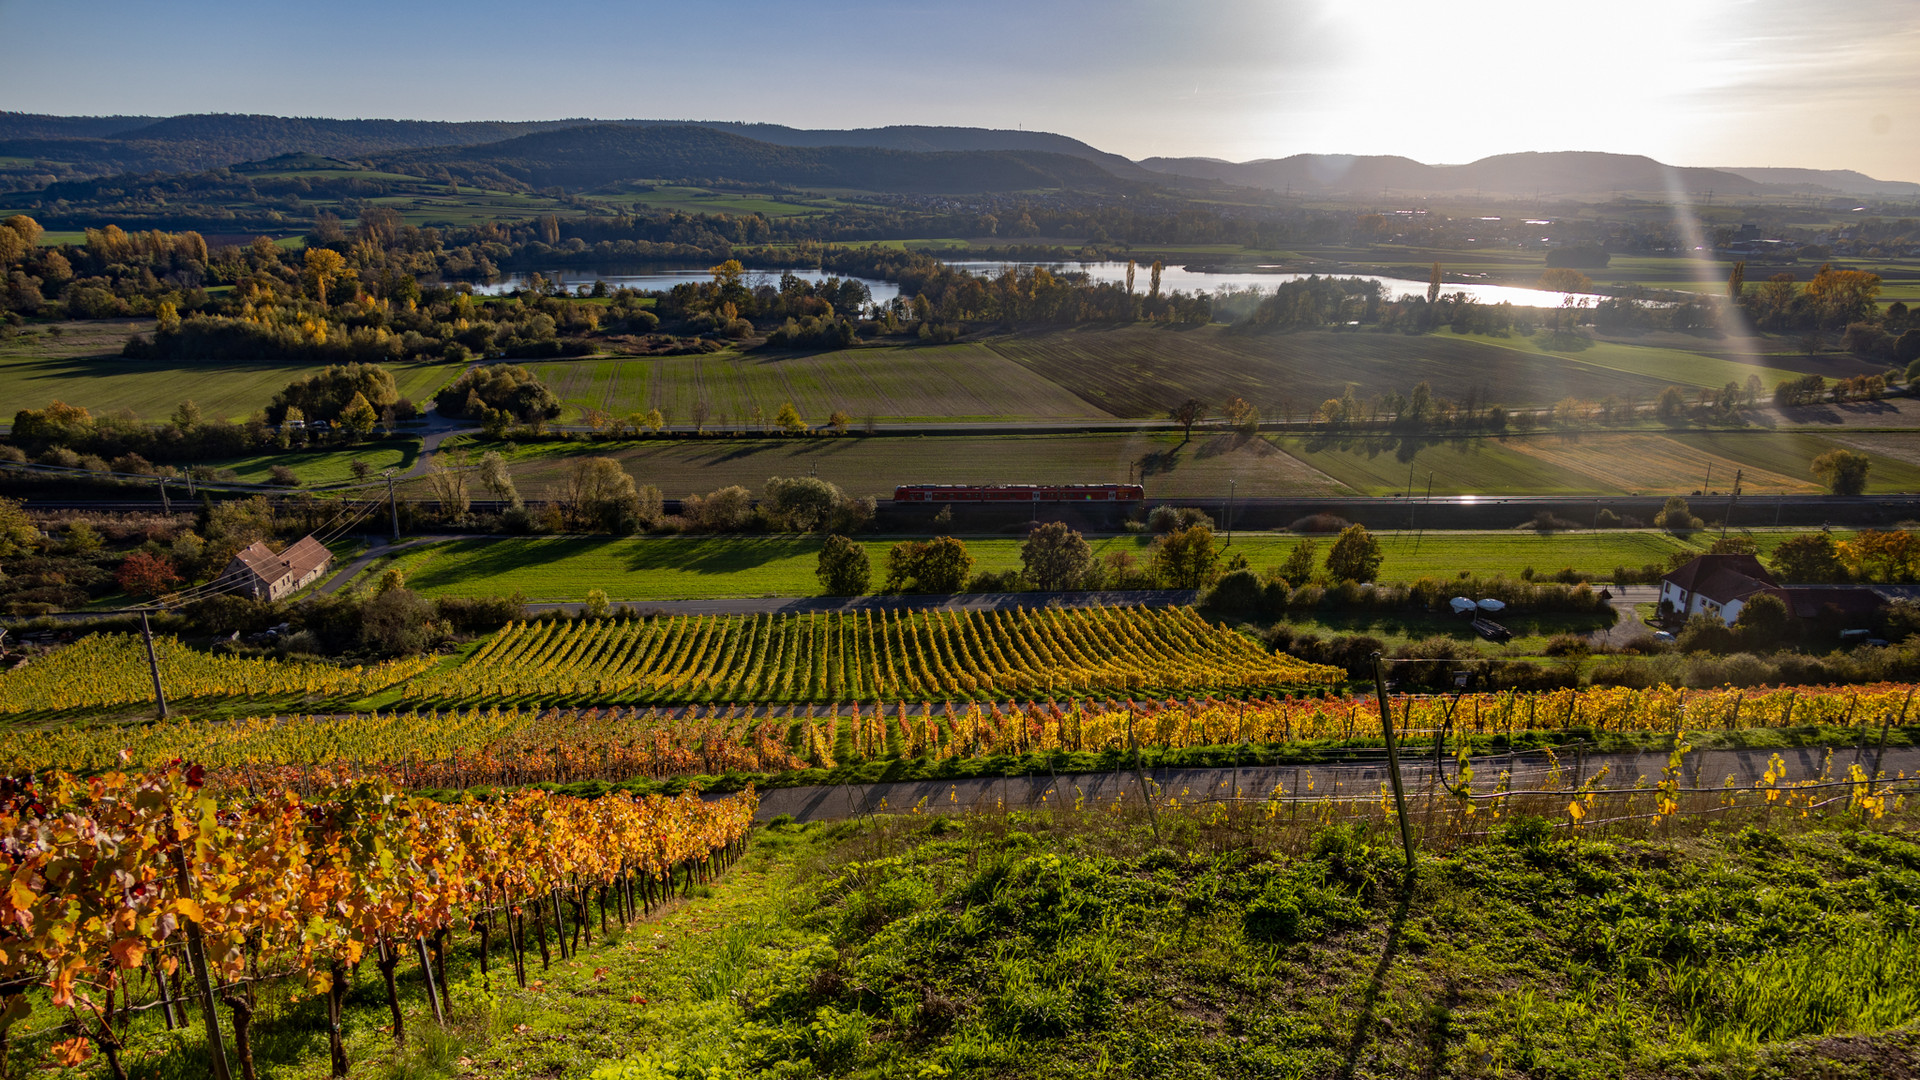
{"left": 892, "top": 483, "right": 1145, "bottom": 503}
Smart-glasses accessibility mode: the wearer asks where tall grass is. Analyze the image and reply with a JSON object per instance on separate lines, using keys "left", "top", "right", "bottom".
{"left": 1671, "top": 928, "right": 1920, "bottom": 1050}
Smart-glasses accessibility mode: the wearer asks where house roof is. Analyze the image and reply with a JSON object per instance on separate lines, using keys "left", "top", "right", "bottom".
{"left": 1779, "top": 585, "right": 1893, "bottom": 621}
{"left": 231, "top": 535, "right": 332, "bottom": 586}
{"left": 1662, "top": 554, "right": 1779, "bottom": 605}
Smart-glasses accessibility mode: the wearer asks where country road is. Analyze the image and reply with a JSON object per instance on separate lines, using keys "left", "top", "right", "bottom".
{"left": 752, "top": 743, "right": 1920, "bottom": 822}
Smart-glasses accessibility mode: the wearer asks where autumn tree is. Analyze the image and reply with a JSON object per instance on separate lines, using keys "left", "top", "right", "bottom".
{"left": 426, "top": 462, "right": 470, "bottom": 518}
{"left": 0, "top": 497, "right": 37, "bottom": 557}
{"left": 340, "top": 392, "right": 378, "bottom": 439}
{"left": 1151, "top": 524, "right": 1220, "bottom": 588}
{"left": 1020, "top": 522, "right": 1095, "bottom": 590}
{"left": 1769, "top": 532, "right": 1847, "bottom": 582}
{"left": 1223, "top": 397, "right": 1260, "bottom": 435}
{"left": 775, "top": 401, "right": 809, "bottom": 434}
{"left": 1170, "top": 398, "right": 1207, "bottom": 443}
{"left": 1323, "top": 524, "right": 1383, "bottom": 582}
{"left": 816, "top": 535, "right": 872, "bottom": 595}
{"left": 1276, "top": 539, "right": 1318, "bottom": 587}
{"left": 565, "top": 458, "right": 640, "bottom": 531}
{"left": 115, "top": 551, "right": 179, "bottom": 598}
{"left": 479, "top": 451, "right": 521, "bottom": 508}
{"left": 885, "top": 537, "right": 973, "bottom": 593}
{"left": 302, "top": 247, "right": 348, "bottom": 305}
{"left": 762, "top": 476, "right": 840, "bottom": 531}
{"left": 1811, "top": 449, "right": 1870, "bottom": 495}
{"left": 1538, "top": 268, "right": 1593, "bottom": 294}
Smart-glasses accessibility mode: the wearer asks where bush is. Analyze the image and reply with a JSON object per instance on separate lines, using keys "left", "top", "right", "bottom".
{"left": 1288, "top": 513, "right": 1351, "bottom": 533}
{"left": 1201, "top": 568, "right": 1265, "bottom": 613}
{"left": 436, "top": 592, "right": 525, "bottom": 634}
{"left": 360, "top": 587, "right": 438, "bottom": 655}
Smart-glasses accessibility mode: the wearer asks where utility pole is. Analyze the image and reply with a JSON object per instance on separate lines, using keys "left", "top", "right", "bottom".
{"left": 385, "top": 471, "right": 400, "bottom": 541}
{"left": 1226, "top": 480, "right": 1236, "bottom": 546}
{"left": 139, "top": 610, "right": 169, "bottom": 719}
{"left": 1721, "top": 470, "right": 1742, "bottom": 539}
{"left": 1406, "top": 460, "right": 1417, "bottom": 533}
{"left": 157, "top": 476, "right": 170, "bottom": 514}
{"left": 1703, "top": 462, "right": 1712, "bottom": 494}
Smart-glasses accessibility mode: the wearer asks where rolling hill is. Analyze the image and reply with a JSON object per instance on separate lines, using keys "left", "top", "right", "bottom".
{"left": 375, "top": 123, "right": 1132, "bottom": 194}
{"left": 1139, "top": 150, "right": 1765, "bottom": 196}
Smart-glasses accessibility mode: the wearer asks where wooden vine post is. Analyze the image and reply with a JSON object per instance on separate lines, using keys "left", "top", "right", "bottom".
{"left": 1370, "top": 653, "right": 1416, "bottom": 877}
{"left": 168, "top": 841, "right": 232, "bottom": 1080}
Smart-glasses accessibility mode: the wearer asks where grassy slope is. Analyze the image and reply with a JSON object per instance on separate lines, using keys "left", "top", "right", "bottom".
{"left": 84, "top": 812, "right": 1920, "bottom": 1079}
{"left": 371, "top": 530, "right": 1716, "bottom": 602}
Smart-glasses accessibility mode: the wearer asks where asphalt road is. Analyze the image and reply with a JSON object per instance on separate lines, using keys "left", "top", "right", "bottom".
{"left": 754, "top": 744, "right": 1920, "bottom": 822}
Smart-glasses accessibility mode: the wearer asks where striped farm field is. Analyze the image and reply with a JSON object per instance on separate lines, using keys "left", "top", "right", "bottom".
{"left": 526, "top": 342, "right": 1111, "bottom": 424}
{"left": 984, "top": 324, "right": 1691, "bottom": 415}
{"left": 399, "top": 606, "right": 1342, "bottom": 704}
{"left": 484, "top": 430, "right": 1346, "bottom": 502}
{"left": 1500, "top": 433, "right": 1821, "bottom": 494}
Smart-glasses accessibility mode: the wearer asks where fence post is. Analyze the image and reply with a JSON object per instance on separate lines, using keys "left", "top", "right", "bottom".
{"left": 1370, "top": 653, "right": 1416, "bottom": 876}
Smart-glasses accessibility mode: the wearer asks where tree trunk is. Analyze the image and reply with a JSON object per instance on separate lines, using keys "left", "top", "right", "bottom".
{"left": 220, "top": 993, "right": 257, "bottom": 1080}
{"left": 327, "top": 960, "right": 351, "bottom": 1078}
{"left": 376, "top": 942, "right": 405, "bottom": 1048}
{"left": 532, "top": 903, "right": 552, "bottom": 971}
{"left": 431, "top": 930, "right": 452, "bottom": 1018}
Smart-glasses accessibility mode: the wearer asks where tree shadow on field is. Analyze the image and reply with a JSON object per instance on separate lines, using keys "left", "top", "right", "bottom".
{"left": 1338, "top": 878, "right": 1416, "bottom": 1080}
{"left": 619, "top": 536, "right": 816, "bottom": 576}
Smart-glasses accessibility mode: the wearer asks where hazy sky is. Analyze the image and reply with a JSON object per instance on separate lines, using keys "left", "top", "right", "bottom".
{"left": 3, "top": 0, "right": 1916, "bottom": 179}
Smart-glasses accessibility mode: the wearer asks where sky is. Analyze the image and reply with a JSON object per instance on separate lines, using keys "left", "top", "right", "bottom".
{"left": 3, "top": 0, "right": 1917, "bottom": 180}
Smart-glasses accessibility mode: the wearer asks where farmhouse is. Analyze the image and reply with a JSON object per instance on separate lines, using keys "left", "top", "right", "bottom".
{"left": 1661, "top": 553, "right": 1905, "bottom": 629}
{"left": 224, "top": 536, "right": 333, "bottom": 601}
{"left": 1659, "top": 554, "right": 1781, "bottom": 624}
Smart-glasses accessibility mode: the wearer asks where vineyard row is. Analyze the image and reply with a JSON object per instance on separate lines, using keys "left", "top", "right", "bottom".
{"left": 401, "top": 606, "right": 1341, "bottom": 703}
{"left": 0, "top": 767, "right": 756, "bottom": 1077}
{"left": 9, "top": 682, "right": 1915, "bottom": 791}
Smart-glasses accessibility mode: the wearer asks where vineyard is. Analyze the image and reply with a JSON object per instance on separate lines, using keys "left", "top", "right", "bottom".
{"left": 6, "top": 682, "right": 1915, "bottom": 792}
{"left": 0, "top": 764, "right": 756, "bottom": 1076}
{"left": 0, "top": 633, "right": 433, "bottom": 714}
{"left": 402, "top": 606, "right": 1342, "bottom": 703}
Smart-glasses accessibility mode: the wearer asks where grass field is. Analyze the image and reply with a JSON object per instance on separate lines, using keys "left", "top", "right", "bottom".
{"left": 1671, "top": 430, "right": 1920, "bottom": 493}
{"left": 0, "top": 322, "right": 454, "bottom": 421}
{"left": 1271, "top": 434, "right": 1587, "bottom": 494}
{"left": 526, "top": 342, "right": 1113, "bottom": 424}
{"left": 369, "top": 529, "right": 1723, "bottom": 602}
{"left": 1272, "top": 429, "right": 1920, "bottom": 496}
{"left": 470, "top": 431, "right": 1345, "bottom": 500}
{"left": 201, "top": 439, "right": 422, "bottom": 485}
{"left": 1458, "top": 332, "right": 1814, "bottom": 390}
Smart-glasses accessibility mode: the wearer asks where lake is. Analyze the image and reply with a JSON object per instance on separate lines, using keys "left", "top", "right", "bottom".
{"left": 464, "top": 260, "right": 1615, "bottom": 310}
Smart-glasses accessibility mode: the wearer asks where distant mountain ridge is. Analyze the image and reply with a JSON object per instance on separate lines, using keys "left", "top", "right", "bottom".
{"left": 1716, "top": 167, "right": 1920, "bottom": 197}
{"left": 0, "top": 112, "right": 1148, "bottom": 183}
{"left": 377, "top": 124, "right": 1131, "bottom": 194}
{"left": 1138, "top": 151, "right": 1767, "bottom": 196}
{"left": 3, "top": 111, "right": 1913, "bottom": 198}
{"left": 1140, "top": 151, "right": 1919, "bottom": 197}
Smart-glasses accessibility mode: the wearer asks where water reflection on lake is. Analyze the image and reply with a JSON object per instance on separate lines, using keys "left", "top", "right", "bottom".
{"left": 462, "top": 260, "right": 1613, "bottom": 310}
